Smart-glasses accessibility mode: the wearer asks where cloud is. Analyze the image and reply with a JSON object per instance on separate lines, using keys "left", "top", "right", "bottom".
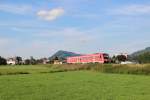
{"left": 111, "top": 4, "right": 150, "bottom": 15}
{"left": 0, "top": 4, "right": 33, "bottom": 14}
{"left": 37, "top": 8, "right": 64, "bottom": 21}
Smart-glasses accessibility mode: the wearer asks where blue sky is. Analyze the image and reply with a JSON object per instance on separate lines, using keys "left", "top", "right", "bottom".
{"left": 0, "top": 0, "right": 150, "bottom": 58}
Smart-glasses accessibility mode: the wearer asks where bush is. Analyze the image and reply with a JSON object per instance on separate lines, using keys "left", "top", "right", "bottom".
{"left": 0, "top": 56, "right": 7, "bottom": 65}
{"left": 132, "top": 52, "right": 150, "bottom": 64}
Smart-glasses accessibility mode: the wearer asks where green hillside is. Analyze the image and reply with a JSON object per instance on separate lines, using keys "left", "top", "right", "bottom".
{"left": 131, "top": 47, "right": 150, "bottom": 57}
{"left": 49, "top": 50, "right": 81, "bottom": 61}
{"left": 130, "top": 47, "right": 150, "bottom": 63}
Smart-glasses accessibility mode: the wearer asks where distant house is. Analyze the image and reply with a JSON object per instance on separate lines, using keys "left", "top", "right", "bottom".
{"left": 120, "top": 61, "right": 134, "bottom": 64}
{"left": 7, "top": 57, "right": 22, "bottom": 65}
{"left": 54, "top": 60, "right": 63, "bottom": 64}
{"left": 52, "top": 57, "right": 63, "bottom": 64}
{"left": 7, "top": 58, "right": 17, "bottom": 65}
{"left": 42, "top": 58, "right": 49, "bottom": 64}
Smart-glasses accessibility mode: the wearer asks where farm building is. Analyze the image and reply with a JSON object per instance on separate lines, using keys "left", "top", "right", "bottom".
{"left": 7, "top": 57, "right": 22, "bottom": 65}
{"left": 50, "top": 57, "right": 63, "bottom": 64}
{"left": 7, "top": 58, "right": 16, "bottom": 65}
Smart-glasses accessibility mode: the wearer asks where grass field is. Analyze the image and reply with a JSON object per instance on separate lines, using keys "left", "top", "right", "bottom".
{"left": 0, "top": 65, "right": 53, "bottom": 75}
{"left": 0, "top": 65, "right": 150, "bottom": 100}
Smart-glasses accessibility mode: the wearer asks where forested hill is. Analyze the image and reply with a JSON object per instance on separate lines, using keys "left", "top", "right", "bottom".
{"left": 49, "top": 50, "right": 81, "bottom": 61}
{"left": 131, "top": 47, "right": 150, "bottom": 57}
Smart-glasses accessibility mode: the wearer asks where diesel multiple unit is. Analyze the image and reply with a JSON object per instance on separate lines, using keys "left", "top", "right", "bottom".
{"left": 67, "top": 53, "right": 109, "bottom": 64}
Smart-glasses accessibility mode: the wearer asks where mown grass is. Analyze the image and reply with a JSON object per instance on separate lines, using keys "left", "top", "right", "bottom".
{"left": 0, "top": 71, "right": 150, "bottom": 100}
{"left": 0, "top": 65, "right": 53, "bottom": 75}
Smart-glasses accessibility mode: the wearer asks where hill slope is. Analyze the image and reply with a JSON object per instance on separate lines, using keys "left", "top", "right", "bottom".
{"left": 131, "top": 47, "right": 150, "bottom": 57}
{"left": 49, "top": 50, "right": 81, "bottom": 61}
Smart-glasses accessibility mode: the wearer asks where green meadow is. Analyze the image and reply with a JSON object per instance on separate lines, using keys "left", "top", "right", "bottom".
{"left": 0, "top": 64, "right": 150, "bottom": 100}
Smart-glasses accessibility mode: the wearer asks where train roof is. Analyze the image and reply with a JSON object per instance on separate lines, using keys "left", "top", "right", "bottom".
{"left": 67, "top": 53, "right": 109, "bottom": 58}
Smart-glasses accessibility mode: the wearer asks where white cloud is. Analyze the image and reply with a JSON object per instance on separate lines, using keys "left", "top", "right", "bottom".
{"left": 37, "top": 8, "right": 64, "bottom": 21}
{"left": 0, "top": 4, "right": 33, "bottom": 14}
{"left": 111, "top": 4, "right": 150, "bottom": 15}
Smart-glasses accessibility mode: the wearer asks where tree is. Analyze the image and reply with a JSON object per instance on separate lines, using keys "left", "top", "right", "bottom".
{"left": 135, "top": 52, "right": 150, "bottom": 64}
{"left": 36, "top": 59, "right": 43, "bottom": 64}
{"left": 24, "top": 59, "right": 30, "bottom": 65}
{"left": 0, "top": 56, "right": 7, "bottom": 65}
{"left": 30, "top": 56, "right": 36, "bottom": 65}
{"left": 111, "top": 56, "right": 117, "bottom": 63}
{"left": 111, "top": 55, "right": 127, "bottom": 63}
{"left": 116, "top": 55, "right": 127, "bottom": 62}
{"left": 16, "top": 56, "right": 22, "bottom": 65}
{"left": 24, "top": 56, "right": 37, "bottom": 65}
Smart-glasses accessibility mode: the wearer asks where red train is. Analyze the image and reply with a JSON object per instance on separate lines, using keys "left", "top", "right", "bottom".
{"left": 67, "top": 53, "right": 109, "bottom": 64}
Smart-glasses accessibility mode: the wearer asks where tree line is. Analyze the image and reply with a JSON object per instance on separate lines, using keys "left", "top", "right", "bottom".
{"left": 0, "top": 52, "right": 150, "bottom": 65}
{"left": 0, "top": 56, "right": 49, "bottom": 65}
{"left": 111, "top": 52, "right": 150, "bottom": 64}
{"left": 0, "top": 56, "right": 7, "bottom": 65}
{"left": 131, "top": 52, "right": 150, "bottom": 64}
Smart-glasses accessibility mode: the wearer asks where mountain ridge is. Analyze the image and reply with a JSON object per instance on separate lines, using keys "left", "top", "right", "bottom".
{"left": 131, "top": 47, "right": 150, "bottom": 57}
{"left": 49, "top": 50, "right": 81, "bottom": 61}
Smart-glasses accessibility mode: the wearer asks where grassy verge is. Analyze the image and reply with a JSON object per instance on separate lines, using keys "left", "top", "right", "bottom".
{"left": 0, "top": 64, "right": 150, "bottom": 75}
{"left": 49, "top": 63, "right": 150, "bottom": 75}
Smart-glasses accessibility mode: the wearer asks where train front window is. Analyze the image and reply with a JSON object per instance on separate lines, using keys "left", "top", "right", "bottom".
{"left": 103, "top": 54, "right": 109, "bottom": 59}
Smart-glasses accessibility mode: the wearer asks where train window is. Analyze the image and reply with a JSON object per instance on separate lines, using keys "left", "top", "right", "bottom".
{"left": 99, "top": 55, "right": 101, "bottom": 58}
{"left": 103, "top": 54, "right": 109, "bottom": 59}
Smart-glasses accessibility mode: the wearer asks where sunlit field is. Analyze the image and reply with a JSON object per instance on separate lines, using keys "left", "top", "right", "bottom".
{"left": 0, "top": 64, "right": 150, "bottom": 100}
